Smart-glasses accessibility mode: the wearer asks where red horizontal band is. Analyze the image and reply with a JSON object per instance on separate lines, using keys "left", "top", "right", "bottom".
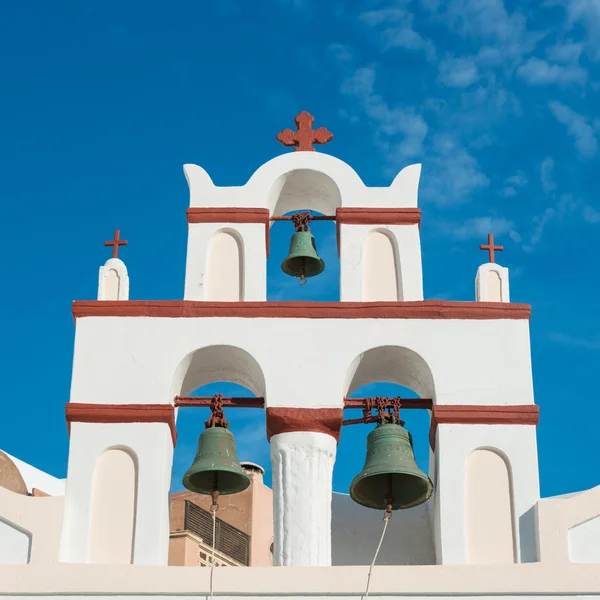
{"left": 336, "top": 207, "right": 421, "bottom": 226}
{"left": 429, "top": 404, "right": 539, "bottom": 450}
{"left": 266, "top": 407, "right": 344, "bottom": 443}
{"left": 72, "top": 300, "right": 531, "bottom": 321}
{"left": 66, "top": 403, "right": 177, "bottom": 446}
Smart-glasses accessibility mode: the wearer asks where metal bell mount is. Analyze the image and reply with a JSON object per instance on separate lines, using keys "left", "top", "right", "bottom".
{"left": 182, "top": 394, "right": 250, "bottom": 497}
{"left": 280, "top": 211, "right": 325, "bottom": 284}
{"left": 349, "top": 398, "right": 433, "bottom": 511}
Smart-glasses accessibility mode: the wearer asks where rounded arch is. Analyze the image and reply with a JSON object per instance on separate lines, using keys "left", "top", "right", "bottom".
{"left": 344, "top": 345, "right": 435, "bottom": 399}
{"left": 205, "top": 227, "right": 244, "bottom": 301}
{"left": 170, "top": 345, "right": 266, "bottom": 399}
{"left": 0, "top": 451, "right": 28, "bottom": 495}
{"left": 246, "top": 153, "right": 365, "bottom": 216}
{"left": 362, "top": 228, "right": 402, "bottom": 301}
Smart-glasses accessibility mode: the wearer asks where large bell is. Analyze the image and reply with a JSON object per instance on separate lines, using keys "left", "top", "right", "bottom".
{"left": 281, "top": 231, "right": 325, "bottom": 279}
{"left": 350, "top": 423, "right": 433, "bottom": 510}
{"left": 182, "top": 426, "right": 250, "bottom": 496}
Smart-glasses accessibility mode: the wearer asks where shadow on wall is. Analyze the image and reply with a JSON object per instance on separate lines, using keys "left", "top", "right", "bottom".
{"left": 332, "top": 492, "right": 435, "bottom": 565}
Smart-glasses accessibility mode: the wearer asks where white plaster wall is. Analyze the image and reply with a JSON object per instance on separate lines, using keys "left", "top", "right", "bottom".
{"left": 362, "top": 230, "right": 399, "bottom": 301}
{"left": 0, "top": 519, "right": 30, "bottom": 564}
{"left": 331, "top": 493, "right": 435, "bottom": 565}
{"left": 466, "top": 449, "right": 516, "bottom": 564}
{"left": 476, "top": 263, "right": 510, "bottom": 303}
{"left": 70, "top": 317, "right": 534, "bottom": 410}
{"left": 204, "top": 230, "right": 243, "bottom": 301}
{"left": 98, "top": 259, "right": 129, "bottom": 301}
{"left": 434, "top": 424, "right": 539, "bottom": 565}
{"left": 59, "top": 422, "right": 172, "bottom": 566}
{"left": 340, "top": 224, "right": 423, "bottom": 301}
{"left": 271, "top": 432, "right": 336, "bottom": 566}
{"left": 184, "top": 223, "right": 265, "bottom": 301}
{"left": 569, "top": 516, "right": 600, "bottom": 563}
{"left": 1, "top": 451, "right": 65, "bottom": 496}
{"left": 184, "top": 155, "right": 421, "bottom": 210}
{"left": 88, "top": 449, "right": 137, "bottom": 565}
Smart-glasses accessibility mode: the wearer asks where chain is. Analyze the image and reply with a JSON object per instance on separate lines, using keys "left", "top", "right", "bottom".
{"left": 205, "top": 394, "right": 229, "bottom": 428}
{"left": 291, "top": 211, "right": 312, "bottom": 232}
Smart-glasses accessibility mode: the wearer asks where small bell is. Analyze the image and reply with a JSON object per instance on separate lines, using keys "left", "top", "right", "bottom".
{"left": 182, "top": 395, "right": 250, "bottom": 496}
{"left": 350, "top": 422, "right": 433, "bottom": 510}
{"left": 280, "top": 211, "right": 325, "bottom": 282}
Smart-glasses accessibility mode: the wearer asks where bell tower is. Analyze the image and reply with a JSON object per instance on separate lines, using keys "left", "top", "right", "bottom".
{"left": 60, "top": 111, "right": 540, "bottom": 570}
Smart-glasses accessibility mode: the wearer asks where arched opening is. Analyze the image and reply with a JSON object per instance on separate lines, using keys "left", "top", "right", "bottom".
{"left": 205, "top": 229, "right": 244, "bottom": 301}
{"left": 466, "top": 448, "right": 516, "bottom": 564}
{"left": 332, "top": 346, "right": 436, "bottom": 566}
{"left": 362, "top": 229, "right": 402, "bottom": 301}
{"left": 266, "top": 170, "right": 341, "bottom": 301}
{"left": 88, "top": 447, "right": 138, "bottom": 565}
{"left": 170, "top": 346, "right": 273, "bottom": 567}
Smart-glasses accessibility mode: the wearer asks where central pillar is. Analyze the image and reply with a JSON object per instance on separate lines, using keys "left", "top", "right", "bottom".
{"left": 267, "top": 408, "right": 343, "bottom": 566}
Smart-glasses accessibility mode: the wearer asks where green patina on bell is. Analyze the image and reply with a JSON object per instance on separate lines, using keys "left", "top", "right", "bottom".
{"left": 182, "top": 426, "right": 250, "bottom": 496}
{"left": 350, "top": 422, "right": 433, "bottom": 510}
{"left": 281, "top": 230, "right": 325, "bottom": 279}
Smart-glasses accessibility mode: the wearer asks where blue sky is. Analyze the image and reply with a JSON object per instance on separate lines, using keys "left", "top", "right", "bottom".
{"left": 1, "top": 0, "right": 599, "bottom": 499}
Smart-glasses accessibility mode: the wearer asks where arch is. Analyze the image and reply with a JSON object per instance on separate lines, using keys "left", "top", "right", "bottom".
{"left": 0, "top": 451, "right": 28, "bottom": 495}
{"left": 170, "top": 345, "right": 266, "bottom": 399}
{"left": 465, "top": 447, "right": 516, "bottom": 564}
{"left": 485, "top": 269, "right": 503, "bottom": 302}
{"left": 204, "top": 228, "right": 244, "bottom": 301}
{"left": 344, "top": 346, "right": 435, "bottom": 400}
{"left": 362, "top": 229, "right": 401, "bottom": 301}
{"left": 88, "top": 446, "right": 138, "bottom": 565}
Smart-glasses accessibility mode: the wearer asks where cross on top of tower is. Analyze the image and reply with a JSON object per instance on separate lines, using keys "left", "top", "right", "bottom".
{"left": 104, "top": 229, "right": 128, "bottom": 259}
{"left": 479, "top": 233, "right": 504, "bottom": 263}
{"left": 276, "top": 111, "right": 333, "bottom": 152}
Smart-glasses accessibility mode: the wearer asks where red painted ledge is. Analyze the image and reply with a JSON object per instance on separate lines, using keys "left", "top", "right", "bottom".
{"left": 72, "top": 300, "right": 531, "bottom": 321}
{"left": 66, "top": 403, "right": 177, "bottom": 446}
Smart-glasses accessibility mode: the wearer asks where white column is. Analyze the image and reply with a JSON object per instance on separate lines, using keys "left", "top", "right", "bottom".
{"left": 475, "top": 262, "right": 510, "bottom": 302}
{"left": 270, "top": 431, "right": 336, "bottom": 566}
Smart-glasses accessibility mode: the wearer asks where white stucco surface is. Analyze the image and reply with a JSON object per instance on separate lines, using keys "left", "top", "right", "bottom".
{"left": 569, "top": 516, "right": 600, "bottom": 563}
{"left": 476, "top": 263, "right": 510, "bottom": 302}
{"left": 98, "top": 258, "right": 129, "bottom": 301}
{"left": 0, "top": 519, "right": 30, "bottom": 565}
{"left": 271, "top": 432, "right": 336, "bottom": 566}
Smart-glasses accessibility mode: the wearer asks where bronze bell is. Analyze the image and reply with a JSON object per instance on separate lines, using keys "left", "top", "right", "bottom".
{"left": 182, "top": 426, "right": 250, "bottom": 496}
{"left": 281, "top": 230, "right": 325, "bottom": 280}
{"left": 350, "top": 422, "right": 433, "bottom": 510}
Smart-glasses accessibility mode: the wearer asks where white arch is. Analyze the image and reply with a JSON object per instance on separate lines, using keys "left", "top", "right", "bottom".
{"left": 344, "top": 345, "right": 435, "bottom": 399}
{"left": 204, "top": 228, "right": 244, "bottom": 301}
{"left": 169, "top": 344, "right": 266, "bottom": 399}
{"left": 362, "top": 228, "right": 402, "bottom": 301}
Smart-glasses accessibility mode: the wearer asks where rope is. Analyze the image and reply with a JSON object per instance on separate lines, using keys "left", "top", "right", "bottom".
{"left": 209, "top": 507, "right": 216, "bottom": 599}
{"left": 362, "top": 512, "right": 391, "bottom": 600}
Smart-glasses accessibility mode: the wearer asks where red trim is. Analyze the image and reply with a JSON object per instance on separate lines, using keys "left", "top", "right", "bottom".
{"left": 429, "top": 404, "right": 539, "bottom": 450}
{"left": 266, "top": 408, "right": 344, "bottom": 443}
{"left": 336, "top": 208, "right": 421, "bottom": 256}
{"left": 66, "top": 403, "right": 177, "bottom": 446}
{"left": 72, "top": 300, "right": 531, "bottom": 321}
{"left": 186, "top": 208, "right": 271, "bottom": 258}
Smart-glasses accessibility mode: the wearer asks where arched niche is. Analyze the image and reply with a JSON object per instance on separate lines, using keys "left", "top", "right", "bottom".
{"left": 344, "top": 345, "right": 435, "bottom": 400}
{"left": 465, "top": 448, "right": 516, "bottom": 564}
{"left": 362, "top": 229, "right": 401, "bottom": 301}
{"left": 170, "top": 345, "right": 266, "bottom": 399}
{"left": 0, "top": 451, "right": 28, "bottom": 495}
{"left": 267, "top": 170, "right": 342, "bottom": 217}
{"left": 88, "top": 447, "right": 138, "bottom": 565}
{"left": 204, "top": 228, "right": 244, "bottom": 301}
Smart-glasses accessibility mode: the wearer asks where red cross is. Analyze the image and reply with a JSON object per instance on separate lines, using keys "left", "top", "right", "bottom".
{"left": 276, "top": 111, "right": 333, "bottom": 152}
{"left": 104, "top": 229, "right": 128, "bottom": 259}
{"left": 479, "top": 233, "right": 504, "bottom": 263}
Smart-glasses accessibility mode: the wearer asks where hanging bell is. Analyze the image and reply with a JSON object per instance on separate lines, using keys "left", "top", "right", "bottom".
{"left": 281, "top": 230, "right": 325, "bottom": 279}
{"left": 350, "top": 423, "right": 433, "bottom": 510}
{"left": 182, "top": 426, "right": 250, "bottom": 496}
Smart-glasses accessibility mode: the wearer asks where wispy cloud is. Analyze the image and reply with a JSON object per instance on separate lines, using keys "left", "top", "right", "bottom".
{"left": 540, "top": 157, "right": 557, "bottom": 193}
{"left": 438, "top": 56, "right": 479, "bottom": 87}
{"left": 555, "top": 0, "right": 600, "bottom": 61}
{"left": 450, "top": 215, "right": 517, "bottom": 240}
{"left": 501, "top": 171, "right": 528, "bottom": 197}
{"left": 547, "top": 332, "right": 600, "bottom": 350}
{"left": 517, "top": 57, "right": 587, "bottom": 86}
{"left": 549, "top": 101, "right": 598, "bottom": 158}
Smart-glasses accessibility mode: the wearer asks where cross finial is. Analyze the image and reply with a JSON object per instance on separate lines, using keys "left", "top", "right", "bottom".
{"left": 104, "top": 229, "right": 128, "bottom": 259}
{"left": 276, "top": 111, "right": 333, "bottom": 152}
{"left": 479, "top": 233, "right": 504, "bottom": 263}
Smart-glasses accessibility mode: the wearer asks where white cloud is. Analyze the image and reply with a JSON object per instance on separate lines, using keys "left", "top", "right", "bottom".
{"left": 507, "top": 172, "right": 528, "bottom": 186}
{"left": 502, "top": 187, "right": 517, "bottom": 197}
{"left": 547, "top": 332, "right": 600, "bottom": 350}
{"left": 540, "top": 157, "right": 556, "bottom": 193}
{"left": 557, "top": 0, "right": 600, "bottom": 61}
{"left": 360, "top": 5, "right": 436, "bottom": 59}
{"left": 517, "top": 57, "right": 587, "bottom": 86}
{"left": 582, "top": 205, "right": 600, "bottom": 223}
{"left": 341, "top": 67, "right": 428, "bottom": 159}
{"left": 451, "top": 215, "right": 516, "bottom": 240}
{"left": 546, "top": 40, "right": 584, "bottom": 64}
{"left": 329, "top": 43, "right": 353, "bottom": 63}
{"left": 549, "top": 101, "right": 598, "bottom": 158}
{"left": 438, "top": 56, "right": 479, "bottom": 87}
